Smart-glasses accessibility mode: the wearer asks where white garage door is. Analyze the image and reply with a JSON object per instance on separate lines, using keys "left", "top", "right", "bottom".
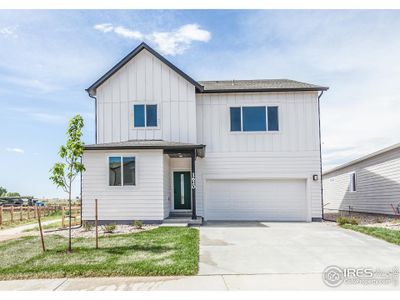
{"left": 204, "top": 179, "right": 308, "bottom": 221}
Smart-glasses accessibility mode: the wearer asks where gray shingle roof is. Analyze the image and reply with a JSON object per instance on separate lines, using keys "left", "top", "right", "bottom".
{"left": 199, "top": 79, "right": 328, "bottom": 93}
{"left": 323, "top": 143, "right": 400, "bottom": 175}
{"left": 85, "top": 140, "right": 205, "bottom": 150}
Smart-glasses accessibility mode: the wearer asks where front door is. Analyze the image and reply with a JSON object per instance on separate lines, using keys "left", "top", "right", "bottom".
{"left": 173, "top": 171, "right": 191, "bottom": 210}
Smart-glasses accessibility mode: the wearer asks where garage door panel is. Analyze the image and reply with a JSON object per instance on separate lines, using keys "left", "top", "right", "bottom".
{"left": 205, "top": 179, "right": 307, "bottom": 221}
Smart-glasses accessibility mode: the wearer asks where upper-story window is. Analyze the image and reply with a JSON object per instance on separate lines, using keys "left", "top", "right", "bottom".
{"left": 134, "top": 104, "right": 157, "bottom": 127}
{"left": 109, "top": 156, "right": 136, "bottom": 186}
{"left": 230, "top": 106, "right": 279, "bottom": 132}
{"left": 349, "top": 172, "right": 356, "bottom": 192}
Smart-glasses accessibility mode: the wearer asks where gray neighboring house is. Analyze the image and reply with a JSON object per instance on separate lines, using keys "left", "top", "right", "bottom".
{"left": 323, "top": 143, "right": 400, "bottom": 215}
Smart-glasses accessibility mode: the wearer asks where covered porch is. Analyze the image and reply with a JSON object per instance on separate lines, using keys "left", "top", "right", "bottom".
{"left": 84, "top": 140, "right": 205, "bottom": 224}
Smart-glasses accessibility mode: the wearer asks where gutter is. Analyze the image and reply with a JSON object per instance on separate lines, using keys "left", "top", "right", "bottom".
{"left": 199, "top": 87, "right": 329, "bottom": 94}
{"left": 317, "top": 91, "right": 325, "bottom": 221}
{"left": 88, "top": 93, "right": 97, "bottom": 144}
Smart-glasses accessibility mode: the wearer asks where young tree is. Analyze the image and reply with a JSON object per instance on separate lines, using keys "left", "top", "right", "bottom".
{"left": 5, "top": 192, "right": 20, "bottom": 197}
{"left": 0, "top": 186, "right": 7, "bottom": 196}
{"left": 50, "top": 115, "right": 85, "bottom": 252}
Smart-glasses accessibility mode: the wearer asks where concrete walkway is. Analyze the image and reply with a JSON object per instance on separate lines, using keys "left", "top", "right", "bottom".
{"left": 0, "top": 219, "right": 59, "bottom": 242}
{"left": 0, "top": 274, "right": 398, "bottom": 290}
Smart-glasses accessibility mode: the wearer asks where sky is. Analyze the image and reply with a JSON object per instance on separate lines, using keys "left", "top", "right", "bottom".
{"left": 1, "top": 10, "right": 400, "bottom": 198}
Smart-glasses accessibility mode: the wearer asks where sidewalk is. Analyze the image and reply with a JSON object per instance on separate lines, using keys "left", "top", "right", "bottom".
{"left": 0, "top": 274, "right": 399, "bottom": 291}
{"left": 0, "top": 219, "right": 59, "bottom": 242}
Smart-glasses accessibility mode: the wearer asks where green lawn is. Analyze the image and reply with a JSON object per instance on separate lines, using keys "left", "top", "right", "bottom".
{"left": 341, "top": 224, "right": 400, "bottom": 245}
{"left": 0, "top": 227, "right": 199, "bottom": 280}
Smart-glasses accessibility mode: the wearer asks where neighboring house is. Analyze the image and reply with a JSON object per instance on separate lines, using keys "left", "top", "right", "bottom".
{"left": 323, "top": 143, "right": 400, "bottom": 216}
{"left": 82, "top": 42, "right": 328, "bottom": 223}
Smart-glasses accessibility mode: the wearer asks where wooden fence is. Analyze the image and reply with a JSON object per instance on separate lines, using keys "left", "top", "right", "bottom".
{"left": 61, "top": 206, "right": 81, "bottom": 228}
{"left": 0, "top": 205, "right": 61, "bottom": 226}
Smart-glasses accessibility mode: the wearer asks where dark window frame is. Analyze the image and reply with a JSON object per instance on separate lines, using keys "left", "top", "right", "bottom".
{"left": 349, "top": 172, "right": 357, "bottom": 192}
{"left": 229, "top": 105, "right": 279, "bottom": 132}
{"left": 108, "top": 155, "right": 136, "bottom": 187}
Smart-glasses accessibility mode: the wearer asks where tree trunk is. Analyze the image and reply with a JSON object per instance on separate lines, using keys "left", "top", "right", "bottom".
{"left": 68, "top": 176, "right": 72, "bottom": 252}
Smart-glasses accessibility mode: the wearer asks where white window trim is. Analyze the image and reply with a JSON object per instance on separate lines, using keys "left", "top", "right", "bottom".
{"left": 106, "top": 154, "right": 137, "bottom": 188}
{"left": 228, "top": 105, "right": 280, "bottom": 133}
{"left": 132, "top": 103, "right": 161, "bottom": 129}
{"left": 349, "top": 172, "right": 357, "bottom": 192}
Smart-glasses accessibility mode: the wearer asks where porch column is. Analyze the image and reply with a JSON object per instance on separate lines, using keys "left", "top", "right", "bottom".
{"left": 191, "top": 149, "right": 197, "bottom": 220}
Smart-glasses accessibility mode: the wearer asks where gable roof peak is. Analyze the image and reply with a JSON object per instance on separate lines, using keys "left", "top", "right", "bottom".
{"left": 86, "top": 41, "right": 203, "bottom": 96}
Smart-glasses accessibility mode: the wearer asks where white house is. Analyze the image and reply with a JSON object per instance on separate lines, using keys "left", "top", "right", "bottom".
{"left": 82, "top": 42, "right": 328, "bottom": 223}
{"left": 323, "top": 143, "right": 400, "bottom": 216}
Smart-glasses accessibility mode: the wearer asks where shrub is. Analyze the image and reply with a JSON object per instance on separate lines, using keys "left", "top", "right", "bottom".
{"left": 102, "top": 223, "right": 116, "bottom": 233}
{"left": 337, "top": 217, "right": 359, "bottom": 226}
{"left": 83, "top": 222, "right": 93, "bottom": 231}
{"left": 132, "top": 220, "right": 143, "bottom": 229}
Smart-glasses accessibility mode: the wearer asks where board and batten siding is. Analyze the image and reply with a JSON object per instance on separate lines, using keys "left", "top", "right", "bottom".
{"left": 96, "top": 48, "right": 197, "bottom": 144}
{"left": 195, "top": 91, "right": 322, "bottom": 220}
{"left": 323, "top": 147, "right": 400, "bottom": 215}
{"left": 82, "top": 149, "right": 165, "bottom": 221}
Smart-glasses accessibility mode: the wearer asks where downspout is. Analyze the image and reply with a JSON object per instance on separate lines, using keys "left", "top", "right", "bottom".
{"left": 317, "top": 91, "right": 325, "bottom": 221}
{"left": 88, "top": 93, "right": 97, "bottom": 144}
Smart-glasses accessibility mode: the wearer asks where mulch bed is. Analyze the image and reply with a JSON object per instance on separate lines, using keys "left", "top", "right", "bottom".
{"left": 324, "top": 210, "right": 400, "bottom": 230}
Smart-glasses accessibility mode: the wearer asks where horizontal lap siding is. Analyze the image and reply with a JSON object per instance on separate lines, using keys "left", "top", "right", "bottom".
{"left": 323, "top": 148, "right": 400, "bottom": 215}
{"left": 195, "top": 152, "right": 322, "bottom": 219}
{"left": 195, "top": 91, "right": 322, "bottom": 219}
{"left": 82, "top": 149, "right": 164, "bottom": 221}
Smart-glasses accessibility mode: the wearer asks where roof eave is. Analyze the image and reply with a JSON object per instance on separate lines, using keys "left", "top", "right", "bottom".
{"left": 84, "top": 144, "right": 206, "bottom": 151}
{"left": 323, "top": 143, "right": 400, "bottom": 176}
{"left": 198, "top": 87, "right": 329, "bottom": 94}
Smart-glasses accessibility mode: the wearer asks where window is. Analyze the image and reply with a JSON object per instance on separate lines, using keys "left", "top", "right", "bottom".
{"left": 349, "top": 172, "right": 356, "bottom": 192}
{"left": 109, "top": 156, "right": 136, "bottom": 186}
{"left": 134, "top": 104, "right": 157, "bottom": 127}
{"left": 243, "top": 106, "right": 266, "bottom": 131}
{"left": 230, "top": 106, "right": 279, "bottom": 132}
{"left": 230, "top": 107, "right": 241, "bottom": 131}
{"left": 267, "top": 106, "right": 279, "bottom": 131}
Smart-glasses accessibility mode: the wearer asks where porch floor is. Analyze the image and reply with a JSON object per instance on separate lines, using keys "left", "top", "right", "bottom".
{"left": 162, "top": 215, "right": 203, "bottom": 226}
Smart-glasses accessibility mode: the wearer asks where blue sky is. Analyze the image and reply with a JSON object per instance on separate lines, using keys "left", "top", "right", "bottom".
{"left": 1, "top": 10, "right": 400, "bottom": 198}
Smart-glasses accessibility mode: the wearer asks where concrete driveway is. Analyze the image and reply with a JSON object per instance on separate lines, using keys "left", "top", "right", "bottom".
{"left": 199, "top": 222, "right": 400, "bottom": 275}
{"left": 0, "top": 222, "right": 399, "bottom": 290}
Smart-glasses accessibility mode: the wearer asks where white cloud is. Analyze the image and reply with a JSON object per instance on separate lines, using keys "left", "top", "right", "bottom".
{"left": 0, "top": 74, "right": 60, "bottom": 94}
{"left": 0, "top": 26, "right": 18, "bottom": 38}
{"left": 6, "top": 148, "right": 24, "bottom": 154}
{"left": 93, "top": 23, "right": 211, "bottom": 55}
{"left": 8, "top": 107, "right": 69, "bottom": 124}
{"left": 114, "top": 26, "right": 143, "bottom": 40}
{"left": 150, "top": 24, "right": 211, "bottom": 55}
{"left": 93, "top": 23, "right": 113, "bottom": 33}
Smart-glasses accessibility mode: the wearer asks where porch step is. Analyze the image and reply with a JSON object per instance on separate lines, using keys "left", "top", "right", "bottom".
{"left": 169, "top": 212, "right": 192, "bottom": 218}
{"left": 161, "top": 216, "right": 203, "bottom": 227}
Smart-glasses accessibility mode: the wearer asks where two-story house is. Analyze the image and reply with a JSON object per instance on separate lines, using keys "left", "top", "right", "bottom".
{"left": 82, "top": 42, "right": 328, "bottom": 223}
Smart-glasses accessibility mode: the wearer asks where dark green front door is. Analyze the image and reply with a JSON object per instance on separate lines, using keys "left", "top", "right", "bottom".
{"left": 173, "top": 171, "right": 191, "bottom": 210}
